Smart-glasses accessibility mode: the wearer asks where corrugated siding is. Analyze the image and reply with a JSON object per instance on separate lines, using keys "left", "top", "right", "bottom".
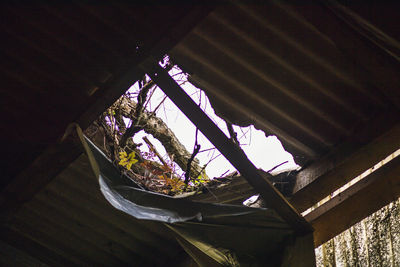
{"left": 170, "top": 2, "right": 395, "bottom": 165}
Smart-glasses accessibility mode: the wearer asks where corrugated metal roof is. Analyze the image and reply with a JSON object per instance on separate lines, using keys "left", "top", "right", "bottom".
{"left": 170, "top": 1, "right": 399, "bottom": 165}
{"left": 3, "top": 154, "right": 183, "bottom": 266}
{"left": 0, "top": 1, "right": 211, "bottom": 188}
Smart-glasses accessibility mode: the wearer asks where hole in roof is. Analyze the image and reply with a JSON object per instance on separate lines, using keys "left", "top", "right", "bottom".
{"left": 87, "top": 54, "right": 300, "bottom": 197}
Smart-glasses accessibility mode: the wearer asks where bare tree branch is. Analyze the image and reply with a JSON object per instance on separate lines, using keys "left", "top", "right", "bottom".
{"left": 266, "top": 161, "right": 289, "bottom": 173}
{"left": 120, "top": 63, "right": 174, "bottom": 147}
{"left": 184, "top": 128, "right": 201, "bottom": 184}
{"left": 143, "top": 136, "right": 168, "bottom": 168}
{"left": 117, "top": 97, "right": 203, "bottom": 179}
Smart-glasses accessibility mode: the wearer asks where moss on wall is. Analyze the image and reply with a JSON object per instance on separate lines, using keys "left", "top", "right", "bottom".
{"left": 316, "top": 198, "right": 400, "bottom": 267}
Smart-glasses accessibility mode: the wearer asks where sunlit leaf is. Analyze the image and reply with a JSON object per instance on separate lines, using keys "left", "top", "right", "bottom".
{"left": 119, "top": 151, "right": 138, "bottom": 170}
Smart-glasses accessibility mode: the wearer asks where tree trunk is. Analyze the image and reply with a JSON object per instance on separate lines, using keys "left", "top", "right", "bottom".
{"left": 116, "top": 97, "right": 203, "bottom": 179}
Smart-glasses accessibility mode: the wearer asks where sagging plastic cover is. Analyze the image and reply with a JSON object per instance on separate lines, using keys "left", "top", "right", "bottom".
{"left": 84, "top": 135, "right": 280, "bottom": 224}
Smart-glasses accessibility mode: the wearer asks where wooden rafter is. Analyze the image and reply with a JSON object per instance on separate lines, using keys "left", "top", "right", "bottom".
{"left": 307, "top": 155, "right": 400, "bottom": 247}
{"left": 292, "top": 123, "right": 400, "bottom": 212}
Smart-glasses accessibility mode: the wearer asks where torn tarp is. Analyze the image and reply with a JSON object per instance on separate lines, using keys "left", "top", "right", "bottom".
{"left": 85, "top": 135, "right": 278, "bottom": 224}
{"left": 74, "top": 125, "right": 314, "bottom": 266}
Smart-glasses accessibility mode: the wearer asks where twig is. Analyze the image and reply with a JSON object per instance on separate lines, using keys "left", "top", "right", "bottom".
{"left": 207, "top": 153, "right": 222, "bottom": 165}
{"left": 143, "top": 86, "right": 157, "bottom": 111}
{"left": 238, "top": 126, "right": 250, "bottom": 143}
{"left": 136, "top": 81, "right": 155, "bottom": 115}
{"left": 197, "top": 152, "right": 222, "bottom": 178}
{"left": 184, "top": 128, "right": 201, "bottom": 184}
{"left": 152, "top": 96, "right": 168, "bottom": 115}
{"left": 120, "top": 81, "right": 154, "bottom": 146}
{"left": 142, "top": 136, "right": 168, "bottom": 168}
{"left": 120, "top": 64, "right": 174, "bottom": 147}
{"left": 198, "top": 147, "right": 217, "bottom": 153}
{"left": 266, "top": 161, "right": 289, "bottom": 173}
{"left": 219, "top": 169, "right": 230, "bottom": 178}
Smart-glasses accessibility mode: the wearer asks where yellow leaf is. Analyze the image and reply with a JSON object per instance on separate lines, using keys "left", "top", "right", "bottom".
{"left": 119, "top": 151, "right": 137, "bottom": 170}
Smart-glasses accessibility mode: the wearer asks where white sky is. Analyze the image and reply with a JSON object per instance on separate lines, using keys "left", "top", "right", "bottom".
{"left": 127, "top": 66, "right": 300, "bottom": 179}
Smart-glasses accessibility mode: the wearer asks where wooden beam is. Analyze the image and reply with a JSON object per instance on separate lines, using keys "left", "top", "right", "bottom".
{"left": 292, "top": 123, "right": 400, "bottom": 212}
{"left": 306, "top": 155, "right": 400, "bottom": 247}
{"left": 140, "top": 59, "right": 312, "bottom": 233}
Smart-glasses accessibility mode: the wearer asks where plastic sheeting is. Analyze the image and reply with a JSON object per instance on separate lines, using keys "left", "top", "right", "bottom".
{"left": 74, "top": 125, "right": 315, "bottom": 266}
{"left": 85, "top": 136, "right": 277, "bottom": 224}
